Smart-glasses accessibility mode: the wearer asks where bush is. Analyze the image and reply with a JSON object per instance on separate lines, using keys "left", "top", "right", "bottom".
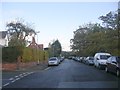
{"left": 2, "top": 46, "right": 49, "bottom": 63}
{"left": 2, "top": 46, "right": 22, "bottom": 63}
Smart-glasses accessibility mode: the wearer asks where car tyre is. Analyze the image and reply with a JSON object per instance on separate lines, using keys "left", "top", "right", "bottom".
{"left": 105, "top": 67, "right": 109, "bottom": 73}
{"left": 116, "top": 69, "right": 120, "bottom": 77}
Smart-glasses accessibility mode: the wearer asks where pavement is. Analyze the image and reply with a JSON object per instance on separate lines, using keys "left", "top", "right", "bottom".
{"left": 3, "top": 61, "right": 48, "bottom": 72}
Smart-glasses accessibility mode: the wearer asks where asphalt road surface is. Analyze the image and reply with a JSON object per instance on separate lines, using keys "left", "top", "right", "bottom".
{"left": 2, "top": 59, "right": 120, "bottom": 89}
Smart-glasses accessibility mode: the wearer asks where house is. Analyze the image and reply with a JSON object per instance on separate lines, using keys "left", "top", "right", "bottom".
{"left": 0, "top": 31, "right": 8, "bottom": 47}
{"left": 28, "top": 36, "right": 44, "bottom": 50}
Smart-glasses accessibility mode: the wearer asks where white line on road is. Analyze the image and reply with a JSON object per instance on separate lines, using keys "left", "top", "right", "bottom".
{"left": 15, "top": 75, "right": 18, "bottom": 78}
{"left": 15, "top": 78, "right": 20, "bottom": 81}
{"left": 44, "top": 67, "right": 51, "bottom": 70}
{"left": 23, "top": 73, "right": 26, "bottom": 75}
{"left": 3, "top": 83, "right": 10, "bottom": 87}
{"left": 11, "top": 80, "right": 16, "bottom": 83}
{"left": 19, "top": 74, "right": 23, "bottom": 76}
{"left": 9, "top": 78, "right": 14, "bottom": 80}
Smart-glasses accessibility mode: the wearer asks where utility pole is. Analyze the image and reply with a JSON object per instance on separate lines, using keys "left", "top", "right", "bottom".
{"left": 36, "top": 31, "right": 40, "bottom": 65}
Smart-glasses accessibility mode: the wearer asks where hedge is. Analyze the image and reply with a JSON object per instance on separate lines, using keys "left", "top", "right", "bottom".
{"left": 2, "top": 46, "right": 49, "bottom": 63}
{"left": 2, "top": 46, "right": 22, "bottom": 63}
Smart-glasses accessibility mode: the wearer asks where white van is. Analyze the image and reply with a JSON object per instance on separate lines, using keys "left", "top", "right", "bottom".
{"left": 94, "top": 53, "right": 111, "bottom": 69}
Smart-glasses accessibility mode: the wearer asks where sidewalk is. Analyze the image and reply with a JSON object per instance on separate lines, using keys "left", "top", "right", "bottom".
{"left": 2, "top": 61, "right": 48, "bottom": 72}
{"left": 18, "top": 62, "right": 48, "bottom": 72}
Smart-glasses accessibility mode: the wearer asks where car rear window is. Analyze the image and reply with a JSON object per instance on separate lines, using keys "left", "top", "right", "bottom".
{"left": 89, "top": 57, "right": 94, "bottom": 60}
{"left": 100, "top": 55, "right": 111, "bottom": 60}
{"left": 49, "top": 58, "right": 57, "bottom": 61}
{"left": 116, "top": 57, "right": 120, "bottom": 63}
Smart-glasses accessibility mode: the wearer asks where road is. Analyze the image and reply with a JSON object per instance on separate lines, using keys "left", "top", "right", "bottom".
{"left": 2, "top": 59, "right": 120, "bottom": 89}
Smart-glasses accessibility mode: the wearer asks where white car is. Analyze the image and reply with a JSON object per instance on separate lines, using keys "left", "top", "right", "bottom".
{"left": 48, "top": 57, "right": 59, "bottom": 66}
{"left": 94, "top": 53, "right": 111, "bottom": 69}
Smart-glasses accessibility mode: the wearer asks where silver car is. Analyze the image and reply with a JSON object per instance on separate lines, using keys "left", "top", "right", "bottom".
{"left": 48, "top": 57, "right": 59, "bottom": 66}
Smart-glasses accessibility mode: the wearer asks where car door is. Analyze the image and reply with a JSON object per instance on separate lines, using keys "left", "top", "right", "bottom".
{"left": 107, "top": 57, "right": 112, "bottom": 71}
{"left": 111, "top": 57, "right": 117, "bottom": 73}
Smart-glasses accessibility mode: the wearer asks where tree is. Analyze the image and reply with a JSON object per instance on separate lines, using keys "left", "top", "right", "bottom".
{"left": 6, "top": 20, "right": 36, "bottom": 47}
{"left": 99, "top": 11, "right": 118, "bottom": 30}
{"left": 50, "top": 40, "right": 62, "bottom": 57}
{"left": 70, "top": 23, "right": 104, "bottom": 56}
{"left": 70, "top": 10, "right": 120, "bottom": 56}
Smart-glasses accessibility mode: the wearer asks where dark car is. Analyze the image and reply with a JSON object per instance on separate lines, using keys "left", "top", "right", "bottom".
{"left": 105, "top": 56, "right": 120, "bottom": 77}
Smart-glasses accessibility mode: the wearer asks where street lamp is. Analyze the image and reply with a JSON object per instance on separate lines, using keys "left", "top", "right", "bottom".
{"left": 36, "top": 31, "right": 40, "bottom": 65}
{"left": 52, "top": 44, "right": 55, "bottom": 57}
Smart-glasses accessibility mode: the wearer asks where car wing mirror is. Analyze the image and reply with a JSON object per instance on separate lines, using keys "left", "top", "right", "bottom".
{"left": 96, "top": 58, "right": 99, "bottom": 60}
{"left": 112, "top": 61, "right": 117, "bottom": 64}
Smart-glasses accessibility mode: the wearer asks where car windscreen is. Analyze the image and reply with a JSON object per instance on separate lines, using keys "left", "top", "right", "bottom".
{"left": 100, "top": 55, "right": 111, "bottom": 60}
{"left": 49, "top": 58, "right": 57, "bottom": 61}
{"left": 89, "top": 57, "right": 94, "bottom": 60}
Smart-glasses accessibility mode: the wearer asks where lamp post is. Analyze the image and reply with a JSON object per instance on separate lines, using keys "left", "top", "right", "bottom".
{"left": 52, "top": 44, "right": 55, "bottom": 57}
{"left": 36, "top": 31, "right": 40, "bottom": 65}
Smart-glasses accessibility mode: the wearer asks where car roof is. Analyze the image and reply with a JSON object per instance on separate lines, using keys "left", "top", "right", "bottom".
{"left": 95, "top": 53, "right": 111, "bottom": 55}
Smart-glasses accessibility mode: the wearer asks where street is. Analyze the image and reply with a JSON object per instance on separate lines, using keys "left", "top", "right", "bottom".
{"left": 2, "top": 59, "right": 120, "bottom": 89}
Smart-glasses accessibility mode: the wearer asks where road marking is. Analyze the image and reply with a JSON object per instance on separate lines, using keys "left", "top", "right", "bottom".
{"left": 11, "top": 80, "right": 16, "bottom": 83}
{"left": 9, "top": 78, "right": 14, "bottom": 80}
{"left": 15, "top": 76, "right": 18, "bottom": 78}
{"left": 3, "top": 83, "right": 10, "bottom": 87}
{"left": 20, "top": 75, "right": 24, "bottom": 78}
{"left": 23, "top": 74, "right": 27, "bottom": 77}
{"left": 15, "top": 78, "right": 20, "bottom": 81}
{"left": 19, "top": 74, "right": 23, "bottom": 76}
{"left": 3, "top": 71, "right": 34, "bottom": 87}
{"left": 44, "top": 67, "right": 51, "bottom": 70}
{"left": 29, "top": 72, "right": 34, "bottom": 74}
{"left": 23, "top": 73, "right": 26, "bottom": 75}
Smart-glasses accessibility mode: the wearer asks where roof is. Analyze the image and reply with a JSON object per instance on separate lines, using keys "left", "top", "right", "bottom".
{"left": 0, "top": 31, "right": 7, "bottom": 39}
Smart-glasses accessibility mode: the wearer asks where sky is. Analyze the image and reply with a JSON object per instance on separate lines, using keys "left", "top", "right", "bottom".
{"left": 0, "top": 1, "right": 118, "bottom": 51}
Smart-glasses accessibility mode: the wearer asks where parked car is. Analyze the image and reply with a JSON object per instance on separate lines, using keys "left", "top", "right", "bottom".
{"left": 85, "top": 56, "right": 94, "bottom": 65}
{"left": 48, "top": 57, "right": 59, "bottom": 66}
{"left": 94, "top": 53, "right": 111, "bottom": 69}
{"left": 105, "top": 56, "right": 120, "bottom": 77}
{"left": 80, "top": 57, "right": 86, "bottom": 63}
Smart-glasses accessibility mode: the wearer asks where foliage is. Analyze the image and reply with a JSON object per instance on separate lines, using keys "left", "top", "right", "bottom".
{"left": 22, "top": 48, "right": 48, "bottom": 62}
{"left": 99, "top": 11, "right": 118, "bottom": 29}
{"left": 2, "top": 46, "right": 23, "bottom": 63}
{"left": 6, "top": 19, "right": 36, "bottom": 47}
{"left": 2, "top": 47, "right": 49, "bottom": 63}
{"left": 49, "top": 40, "right": 62, "bottom": 57}
{"left": 70, "top": 22, "right": 120, "bottom": 56}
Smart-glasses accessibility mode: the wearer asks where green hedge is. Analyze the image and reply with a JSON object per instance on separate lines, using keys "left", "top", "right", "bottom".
{"left": 2, "top": 47, "right": 49, "bottom": 63}
{"left": 2, "top": 46, "right": 22, "bottom": 63}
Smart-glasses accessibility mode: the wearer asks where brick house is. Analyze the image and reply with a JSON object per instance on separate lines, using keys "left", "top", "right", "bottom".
{"left": 28, "top": 36, "right": 43, "bottom": 50}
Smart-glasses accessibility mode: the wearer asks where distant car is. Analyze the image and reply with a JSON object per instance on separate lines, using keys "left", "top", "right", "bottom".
{"left": 85, "top": 56, "right": 94, "bottom": 65}
{"left": 105, "top": 56, "right": 120, "bottom": 77}
{"left": 94, "top": 53, "right": 111, "bottom": 69}
{"left": 80, "top": 57, "right": 86, "bottom": 63}
{"left": 48, "top": 57, "right": 59, "bottom": 66}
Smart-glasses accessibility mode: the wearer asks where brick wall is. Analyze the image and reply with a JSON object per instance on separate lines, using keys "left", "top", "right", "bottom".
{"left": 2, "top": 62, "right": 37, "bottom": 71}
{"left": 2, "top": 61, "right": 47, "bottom": 71}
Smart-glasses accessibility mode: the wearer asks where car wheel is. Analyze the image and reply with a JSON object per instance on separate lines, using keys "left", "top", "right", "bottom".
{"left": 105, "top": 67, "right": 109, "bottom": 73}
{"left": 116, "top": 69, "right": 120, "bottom": 77}
{"left": 98, "top": 64, "right": 101, "bottom": 69}
{"left": 94, "top": 64, "right": 96, "bottom": 67}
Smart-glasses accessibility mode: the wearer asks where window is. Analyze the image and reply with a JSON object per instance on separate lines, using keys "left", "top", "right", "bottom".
{"left": 111, "top": 57, "right": 117, "bottom": 62}
{"left": 100, "top": 55, "right": 111, "bottom": 60}
{"left": 107, "top": 57, "right": 112, "bottom": 63}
